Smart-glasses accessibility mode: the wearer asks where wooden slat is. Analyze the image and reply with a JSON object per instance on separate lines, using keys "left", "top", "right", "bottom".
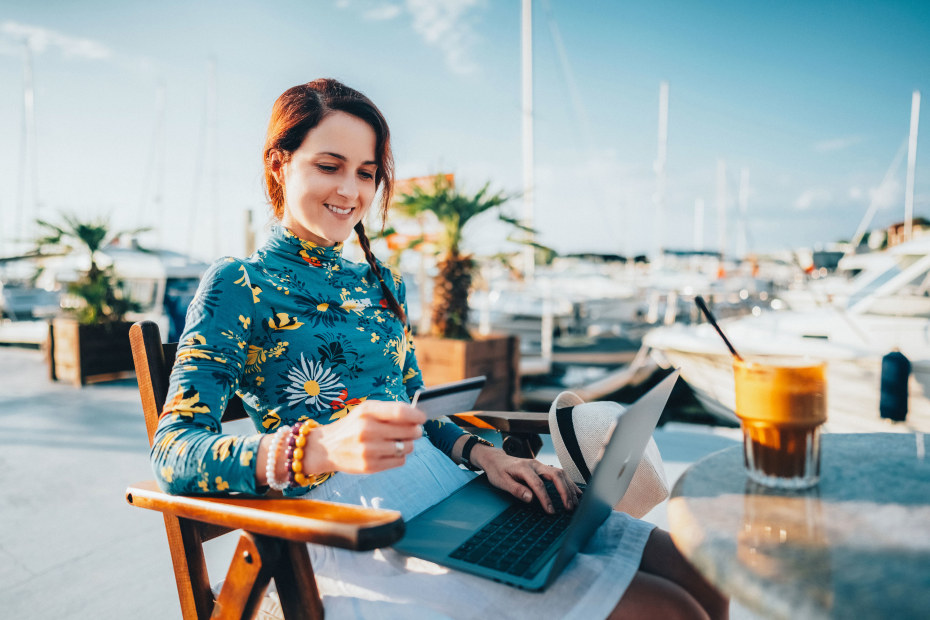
{"left": 126, "top": 481, "right": 405, "bottom": 551}
{"left": 508, "top": 334, "right": 521, "bottom": 408}
{"left": 168, "top": 515, "right": 215, "bottom": 619}
{"left": 195, "top": 521, "right": 235, "bottom": 544}
{"left": 130, "top": 322, "right": 168, "bottom": 445}
{"left": 211, "top": 532, "right": 270, "bottom": 620}
{"left": 272, "top": 540, "right": 324, "bottom": 620}
{"left": 416, "top": 333, "right": 521, "bottom": 410}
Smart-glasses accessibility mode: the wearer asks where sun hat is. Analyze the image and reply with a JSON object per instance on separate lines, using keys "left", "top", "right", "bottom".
{"left": 548, "top": 391, "right": 669, "bottom": 518}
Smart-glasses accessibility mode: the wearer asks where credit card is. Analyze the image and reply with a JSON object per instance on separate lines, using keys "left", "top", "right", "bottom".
{"left": 410, "top": 376, "right": 487, "bottom": 420}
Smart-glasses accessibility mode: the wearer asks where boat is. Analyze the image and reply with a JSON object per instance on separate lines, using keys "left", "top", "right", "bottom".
{"left": 772, "top": 243, "right": 930, "bottom": 315}
{"left": 0, "top": 242, "right": 209, "bottom": 347}
{"left": 0, "top": 257, "right": 62, "bottom": 321}
{"left": 644, "top": 236, "right": 930, "bottom": 433}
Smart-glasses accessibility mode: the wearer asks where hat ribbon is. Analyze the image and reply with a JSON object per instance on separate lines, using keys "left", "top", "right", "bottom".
{"left": 556, "top": 406, "right": 593, "bottom": 483}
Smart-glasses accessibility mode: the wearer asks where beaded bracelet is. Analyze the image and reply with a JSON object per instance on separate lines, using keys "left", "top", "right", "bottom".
{"left": 285, "top": 419, "right": 325, "bottom": 488}
{"left": 265, "top": 425, "right": 291, "bottom": 492}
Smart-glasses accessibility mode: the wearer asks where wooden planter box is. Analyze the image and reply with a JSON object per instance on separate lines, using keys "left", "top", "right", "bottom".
{"left": 47, "top": 318, "right": 135, "bottom": 386}
{"left": 414, "top": 333, "right": 520, "bottom": 411}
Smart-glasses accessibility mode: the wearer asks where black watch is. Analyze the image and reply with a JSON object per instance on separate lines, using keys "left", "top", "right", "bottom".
{"left": 461, "top": 435, "right": 488, "bottom": 471}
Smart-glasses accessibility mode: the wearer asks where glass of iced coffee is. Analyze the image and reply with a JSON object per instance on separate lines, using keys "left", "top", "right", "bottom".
{"left": 733, "top": 358, "right": 827, "bottom": 489}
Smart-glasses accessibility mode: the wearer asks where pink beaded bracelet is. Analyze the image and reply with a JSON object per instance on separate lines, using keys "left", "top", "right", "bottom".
{"left": 265, "top": 425, "right": 291, "bottom": 492}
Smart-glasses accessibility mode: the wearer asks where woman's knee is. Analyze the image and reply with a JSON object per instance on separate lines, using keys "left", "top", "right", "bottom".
{"left": 639, "top": 528, "right": 729, "bottom": 620}
{"left": 609, "top": 572, "right": 709, "bottom": 620}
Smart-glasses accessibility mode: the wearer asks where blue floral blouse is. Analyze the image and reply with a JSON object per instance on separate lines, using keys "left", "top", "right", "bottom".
{"left": 150, "top": 226, "right": 470, "bottom": 496}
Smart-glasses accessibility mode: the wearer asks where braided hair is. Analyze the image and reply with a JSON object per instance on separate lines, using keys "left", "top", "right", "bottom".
{"left": 354, "top": 222, "right": 407, "bottom": 324}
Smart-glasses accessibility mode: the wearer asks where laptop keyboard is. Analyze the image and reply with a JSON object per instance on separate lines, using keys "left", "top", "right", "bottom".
{"left": 448, "top": 480, "right": 581, "bottom": 579}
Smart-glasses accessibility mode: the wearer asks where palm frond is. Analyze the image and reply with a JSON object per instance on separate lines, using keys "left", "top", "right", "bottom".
{"left": 497, "top": 214, "right": 536, "bottom": 234}
{"left": 31, "top": 212, "right": 148, "bottom": 325}
{"left": 370, "top": 226, "right": 398, "bottom": 240}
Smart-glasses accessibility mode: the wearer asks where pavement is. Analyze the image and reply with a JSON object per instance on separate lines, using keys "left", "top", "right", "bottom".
{"left": 0, "top": 346, "right": 755, "bottom": 619}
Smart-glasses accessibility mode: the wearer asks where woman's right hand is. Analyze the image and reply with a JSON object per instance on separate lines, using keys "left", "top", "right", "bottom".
{"left": 303, "top": 400, "right": 426, "bottom": 475}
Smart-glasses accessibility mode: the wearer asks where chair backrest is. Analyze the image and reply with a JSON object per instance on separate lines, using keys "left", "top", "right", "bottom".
{"left": 129, "top": 320, "right": 247, "bottom": 618}
{"left": 130, "top": 320, "right": 248, "bottom": 447}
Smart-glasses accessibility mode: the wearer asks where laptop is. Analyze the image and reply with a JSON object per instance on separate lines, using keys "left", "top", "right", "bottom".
{"left": 393, "top": 370, "right": 679, "bottom": 591}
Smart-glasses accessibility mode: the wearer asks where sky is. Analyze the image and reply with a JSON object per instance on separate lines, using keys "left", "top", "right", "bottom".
{"left": 0, "top": 0, "right": 928, "bottom": 262}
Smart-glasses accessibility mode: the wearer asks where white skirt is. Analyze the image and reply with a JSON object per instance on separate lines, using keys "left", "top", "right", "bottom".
{"left": 300, "top": 437, "right": 655, "bottom": 620}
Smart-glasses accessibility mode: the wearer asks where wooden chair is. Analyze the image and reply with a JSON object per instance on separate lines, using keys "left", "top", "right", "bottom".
{"left": 127, "top": 320, "right": 548, "bottom": 619}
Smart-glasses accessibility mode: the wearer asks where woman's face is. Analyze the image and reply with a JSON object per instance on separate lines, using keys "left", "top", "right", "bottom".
{"left": 278, "top": 111, "right": 378, "bottom": 246}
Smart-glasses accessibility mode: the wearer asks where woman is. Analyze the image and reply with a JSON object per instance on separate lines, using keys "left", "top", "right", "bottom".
{"left": 152, "top": 78, "right": 727, "bottom": 619}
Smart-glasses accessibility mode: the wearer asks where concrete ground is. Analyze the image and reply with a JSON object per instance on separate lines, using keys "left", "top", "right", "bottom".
{"left": 0, "top": 347, "right": 756, "bottom": 619}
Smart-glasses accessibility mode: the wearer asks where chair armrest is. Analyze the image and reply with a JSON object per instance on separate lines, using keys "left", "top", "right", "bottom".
{"left": 449, "top": 410, "right": 550, "bottom": 435}
{"left": 126, "top": 480, "right": 404, "bottom": 551}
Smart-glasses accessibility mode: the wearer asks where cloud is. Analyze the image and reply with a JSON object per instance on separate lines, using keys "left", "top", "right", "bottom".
{"left": 794, "top": 188, "right": 833, "bottom": 210}
{"left": 363, "top": 4, "right": 403, "bottom": 20}
{"left": 405, "top": 0, "right": 483, "bottom": 74}
{"left": 0, "top": 21, "right": 111, "bottom": 60}
{"left": 0, "top": 20, "right": 161, "bottom": 78}
{"left": 334, "top": 0, "right": 484, "bottom": 74}
{"left": 812, "top": 135, "right": 862, "bottom": 152}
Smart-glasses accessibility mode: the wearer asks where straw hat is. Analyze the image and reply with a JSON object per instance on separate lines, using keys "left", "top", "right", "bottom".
{"left": 548, "top": 391, "right": 669, "bottom": 518}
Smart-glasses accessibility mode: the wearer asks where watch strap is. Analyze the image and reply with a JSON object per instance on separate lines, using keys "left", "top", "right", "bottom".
{"left": 461, "top": 435, "right": 489, "bottom": 471}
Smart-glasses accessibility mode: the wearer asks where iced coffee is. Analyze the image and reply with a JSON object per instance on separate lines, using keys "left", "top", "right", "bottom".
{"left": 733, "top": 358, "right": 826, "bottom": 489}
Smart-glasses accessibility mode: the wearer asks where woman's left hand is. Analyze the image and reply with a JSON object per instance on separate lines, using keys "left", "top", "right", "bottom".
{"left": 469, "top": 444, "right": 582, "bottom": 514}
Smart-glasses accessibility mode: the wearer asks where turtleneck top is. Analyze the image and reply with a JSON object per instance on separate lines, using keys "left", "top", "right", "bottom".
{"left": 150, "top": 226, "right": 470, "bottom": 496}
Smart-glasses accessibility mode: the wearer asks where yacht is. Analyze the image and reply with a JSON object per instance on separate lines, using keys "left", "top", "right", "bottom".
{"left": 644, "top": 236, "right": 930, "bottom": 433}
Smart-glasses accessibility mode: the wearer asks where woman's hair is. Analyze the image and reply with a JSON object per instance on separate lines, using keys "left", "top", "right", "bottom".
{"left": 263, "top": 79, "right": 406, "bottom": 324}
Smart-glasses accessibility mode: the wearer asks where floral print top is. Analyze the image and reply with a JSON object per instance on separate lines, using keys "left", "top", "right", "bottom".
{"left": 150, "top": 226, "right": 471, "bottom": 496}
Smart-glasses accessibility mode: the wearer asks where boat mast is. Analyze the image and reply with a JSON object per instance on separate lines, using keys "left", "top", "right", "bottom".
{"left": 904, "top": 90, "right": 921, "bottom": 243}
{"left": 208, "top": 57, "right": 219, "bottom": 259}
{"left": 521, "top": 0, "right": 535, "bottom": 280}
{"left": 716, "top": 159, "right": 727, "bottom": 260}
{"left": 737, "top": 167, "right": 749, "bottom": 258}
{"left": 187, "top": 58, "right": 218, "bottom": 259}
{"left": 693, "top": 198, "right": 705, "bottom": 251}
{"left": 15, "top": 41, "right": 40, "bottom": 251}
{"left": 140, "top": 80, "right": 167, "bottom": 246}
{"left": 850, "top": 138, "right": 907, "bottom": 248}
{"left": 654, "top": 81, "right": 669, "bottom": 265}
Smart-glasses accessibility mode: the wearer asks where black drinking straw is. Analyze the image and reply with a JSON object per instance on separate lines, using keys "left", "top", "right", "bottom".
{"left": 694, "top": 295, "right": 744, "bottom": 362}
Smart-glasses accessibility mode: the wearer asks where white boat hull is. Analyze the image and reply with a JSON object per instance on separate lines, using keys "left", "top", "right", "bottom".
{"left": 646, "top": 320, "right": 930, "bottom": 433}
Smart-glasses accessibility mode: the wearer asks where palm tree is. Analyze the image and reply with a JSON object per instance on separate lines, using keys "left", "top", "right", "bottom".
{"left": 394, "top": 175, "right": 534, "bottom": 340}
{"left": 35, "top": 214, "right": 145, "bottom": 325}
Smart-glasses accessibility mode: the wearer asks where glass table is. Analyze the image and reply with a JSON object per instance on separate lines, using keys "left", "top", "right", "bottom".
{"left": 668, "top": 433, "right": 930, "bottom": 619}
